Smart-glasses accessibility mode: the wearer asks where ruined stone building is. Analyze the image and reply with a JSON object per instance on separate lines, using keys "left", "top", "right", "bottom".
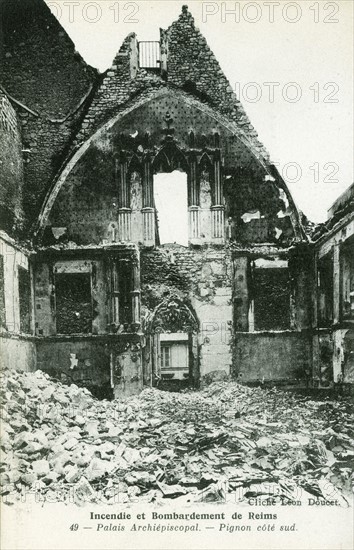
{"left": 0, "top": 1, "right": 352, "bottom": 397}
{"left": 312, "top": 185, "right": 354, "bottom": 386}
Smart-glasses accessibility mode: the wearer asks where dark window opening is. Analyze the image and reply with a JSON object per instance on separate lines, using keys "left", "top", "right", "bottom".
{"left": 117, "top": 260, "right": 133, "bottom": 325}
{"left": 18, "top": 266, "right": 31, "bottom": 334}
{"left": 55, "top": 273, "right": 92, "bottom": 334}
{"left": 0, "top": 255, "right": 5, "bottom": 330}
{"left": 318, "top": 253, "right": 334, "bottom": 327}
{"left": 252, "top": 267, "right": 291, "bottom": 330}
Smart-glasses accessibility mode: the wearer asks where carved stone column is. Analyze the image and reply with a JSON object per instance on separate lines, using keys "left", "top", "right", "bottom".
{"left": 211, "top": 152, "right": 224, "bottom": 242}
{"left": 213, "top": 154, "right": 222, "bottom": 206}
{"left": 189, "top": 155, "right": 199, "bottom": 206}
{"left": 117, "top": 154, "right": 132, "bottom": 242}
{"left": 142, "top": 207, "right": 155, "bottom": 247}
{"left": 143, "top": 156, "right": 154, "bottom": 208}
{"left": 117, "top": 155, "right": 129, "bottom": 208}
{"left": 142, "top": 156, "right": 155, "bottom": 246}
{"left": 118, "top": 208, "right": 132, "bottom": 242}
{"left": 211, "top": 206, "right": 225, "bottom": 240}
{"left": 189, "top": 206, "right": 200, "bottom": 243}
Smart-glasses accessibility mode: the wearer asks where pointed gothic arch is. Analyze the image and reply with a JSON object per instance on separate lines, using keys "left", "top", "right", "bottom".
{"left": 152, "top": 143, "right": 189, "bottom": 175}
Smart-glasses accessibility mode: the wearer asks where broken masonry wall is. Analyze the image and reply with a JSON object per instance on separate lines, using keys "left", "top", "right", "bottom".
{"left": 233, "top": 332, "right": 312, "bottom": 384}
{"left": 0, "top": 91, "right": 24, "bottom": 235}
{"left": 74, "top": 34, "right": 155, "bottom": 144}
{"left": 313, "top": 213, "right": 354, "bottom": 386}
{"left": 0, "top": 0, "right": 98, "bottom": 232}
{"left": 224, "top": 167, "right": 295, "bottom": 247}
{"left": 44, "top": 143, "right": 119, "bottom": 247}
{"left": 0, "top": 233, "right": 36, "bottom": 371}
{"left": 141, "top": 246, "right": 233, "bottom": 381}
{"left": 36, "top": 335, "right": 143, "bottom": 399}
{"left": 1, "top": 337, "right": 36, "bottom": 373}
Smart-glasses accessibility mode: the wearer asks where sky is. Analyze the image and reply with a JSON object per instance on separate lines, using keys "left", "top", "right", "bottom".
{"left": 154, "top": 172, "right": 189, "bottom": 245}
{"left": 45, "top": 0, "right": 354, "bottom": 223}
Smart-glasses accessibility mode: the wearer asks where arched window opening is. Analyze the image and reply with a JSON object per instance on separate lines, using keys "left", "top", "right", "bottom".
{"left": 153, "top": 171, "right": 188, "bottom": 246}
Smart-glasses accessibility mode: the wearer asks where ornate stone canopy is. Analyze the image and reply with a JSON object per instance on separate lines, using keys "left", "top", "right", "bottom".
{"left": 151, "top": 296, "right": 199, "bottom": 333}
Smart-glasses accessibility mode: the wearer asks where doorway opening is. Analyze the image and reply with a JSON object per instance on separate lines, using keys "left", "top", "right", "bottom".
{"left": 153, "top": 171, "right": 188, "bottom": 246}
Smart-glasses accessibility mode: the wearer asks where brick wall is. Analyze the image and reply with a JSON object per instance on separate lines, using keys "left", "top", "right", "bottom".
{"left": 0, "top": 0, "right": 98, "bottom": 232}
{"left": 0, "top": 91, "right": 23, "bottom": 234}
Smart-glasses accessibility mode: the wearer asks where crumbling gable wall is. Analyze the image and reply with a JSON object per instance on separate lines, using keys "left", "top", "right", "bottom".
{"left": 41, "top": 88, "right": 298, "bottom": 248}
{"left": 65, "top": 7, "right": 268, "bottom": 164}
{"left": 224, "top": 167, "right": 295, "bottom": 245}
{"left": 163, "top": 5, "right": 266, "bottom": 159}
{"left": 0, "top": 0, "right": 98, "bottom": 232}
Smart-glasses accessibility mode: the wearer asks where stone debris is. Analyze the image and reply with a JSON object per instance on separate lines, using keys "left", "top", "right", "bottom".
{"left": 1, "top": 368, "right": 353, "bottom": 507}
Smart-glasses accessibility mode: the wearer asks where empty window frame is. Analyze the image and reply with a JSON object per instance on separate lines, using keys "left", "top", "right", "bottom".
{"left": 55, "top": 272, "right": 92, "bottom": 334}
{"left": 18, "top": 266, "right": 31, "bottom": 334}
{"left": 252, "top": 266, "right": 291, "bottom": 331}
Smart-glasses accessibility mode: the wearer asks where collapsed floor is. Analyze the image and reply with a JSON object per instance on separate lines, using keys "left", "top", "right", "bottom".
{"left": 1, "top": 369, "right": 353, "bottom": 507}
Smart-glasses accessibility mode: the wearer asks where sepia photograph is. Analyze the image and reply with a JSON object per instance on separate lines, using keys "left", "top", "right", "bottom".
{"left": 0, "top": 0, "right": 353, "bottom": 548}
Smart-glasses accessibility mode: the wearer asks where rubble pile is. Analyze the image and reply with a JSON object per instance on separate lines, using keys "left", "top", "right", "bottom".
{"left": 1, "top": 368, "right": 353, "bottom": 506}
